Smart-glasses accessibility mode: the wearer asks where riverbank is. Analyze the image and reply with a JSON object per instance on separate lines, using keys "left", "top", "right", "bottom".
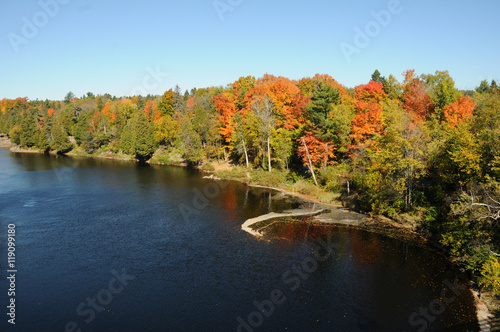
{"left": 1, "top": 138, "right": 497, "bottom": 328}
{"left": 0, "top": 134, "right": 13, "bottom": 149}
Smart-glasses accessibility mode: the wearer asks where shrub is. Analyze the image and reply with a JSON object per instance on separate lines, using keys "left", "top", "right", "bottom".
{"left": 479, "top": 257, "right": 500, "bottom": 294}
{"left": 215, "top": 167, "right": 248, "bottom": 181}
{"left": 202, "top": 162, "right": 215, "bottom": 172}
{"left": 8, "top": 125, "right": 21, "bottom": 145}
{"left": 250, "top": 169, "right": 288, "bottom": 188}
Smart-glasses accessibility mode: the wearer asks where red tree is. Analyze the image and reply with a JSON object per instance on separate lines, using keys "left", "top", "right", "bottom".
{"left": 297, "top": 131, "right": 336, "bottom": 170}
{"left": 442, "top": 95, "right": 476, "bottom": 128}
{"left": 403, "top": 78, "right": 435, "bottom": 122}
{"left": 213, "top": 92, "right": 237, "bottom": 143}
{"left": 350, "top": 81, "right": 387, "bottom": 148}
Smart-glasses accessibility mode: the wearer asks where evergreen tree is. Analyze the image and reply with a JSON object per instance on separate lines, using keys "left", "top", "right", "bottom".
{"left": 132, "top": 110, "right": 155, "bottom": 161}
{"left": 173, "top": 85, "right": 186, "bottom": 113}
{"left": 371, "top": 69, "right": 386, "bottom": 85}
{"left": 476, "top": 80, "right": 490, "bottom": 94}
{"left": 96, "top": 96, "right": 104, "bottom": 112}
{"left": 306, "top": 83, "right": 341, "bottom": 141}
{"left": 35, "top": 128, "right": 50, "bottom": 152}
{"left": 20, "top": 108, "right": 38, "bottom": 147}
{"left": 50, "top": 121, "right": 72, "bottom": 153}
{"left": 120, "top": 124, "right": 134, "bottom": 155}
{"left": 64, "top": 91, "right": 75, "bottom": 105}
{"left": 491, "top": 80, "right": 499, "bottom": 93}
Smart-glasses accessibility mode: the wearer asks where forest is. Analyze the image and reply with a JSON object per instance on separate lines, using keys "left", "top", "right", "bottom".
{"left": 1, "top": 70, "right": 499, "bottom": 295}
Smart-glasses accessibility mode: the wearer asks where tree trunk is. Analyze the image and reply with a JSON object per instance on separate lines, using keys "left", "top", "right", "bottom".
{"left": 242, "top": 138, "right": 249, "bottom": 169}
{"left": 267, "top": 136, "right": 271, "bottom": 172}
{"left": 302, "top": 137, "right": 318, "bottom": 186}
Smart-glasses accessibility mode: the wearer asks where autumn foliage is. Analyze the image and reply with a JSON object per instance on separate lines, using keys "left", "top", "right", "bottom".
{"left": 243, "top": 75, "right": 308, "bottom": 130}
{"left": 213, "top": 92, "right": 237, "bottom": 142}
{"left": 1, "top": 71, "right": 498, "bottom": 294}
{"left": 350, "top": 81, "right": 387, "bottom": 148}
{"left": 298, "top": 131, "right": 336, "bottom": 170}
{"left": 442, "top": 95, "right": 476, "bottom": 127}
{"left": 403, "top": 78, "right": 435, "bottom": 122}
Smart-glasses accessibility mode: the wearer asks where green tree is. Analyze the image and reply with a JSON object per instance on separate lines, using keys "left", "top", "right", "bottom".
{"left": 64, "top": 91, "right": 75, "bottom": 105}
{"left": 50, "top": 120, "right": 72, "bottom": 153}
{"left": 328, "top": 103, "right": 354, "bottom": 159}
{"left": 154, "top": 115, "right": 179, "bottom": 146}
{"left": 252, "top": 96, "right": 275, "bottom": 172}
{"left": 476, "top": 80, "right": 490, "bottom": 94}
{"left": 271, "top": 127, "right": 294, "bottom": 170}
{"left": 35, "top": 127, "right": 50, "bottom": 152}
{"left": 383, "top": 74, "right": 402, "bottom": 99}
{"left": 173, "top": 85, "right": 186, "bottom": 113}
{"left": 132, "top": 110, "right": 155, "bottom": 161}
{"left": 306, "top": 82, "right": 341, "bottom": 141}
{"left": 178, "top": 115, "right": 204, "bottom": 164}
{"left": 491, "top": 80, "right": 499, "bottom": 93}
{"left": 8, "top": 125, "right": 22, "bottom": 145}
{"left": 231, "top": 112, "right": 252, "bottom": 168}
{"left": 371, "top": 69, "right": 386, "bottom": 85}
{"left": 158, "top": 89, "right": 174, "bottom": 116}
{"left": 472, "top": 92, "right": 500, "bottom": 177}
{"left": 96, "top": 96, "right": 104, "bottom": 112}
{"left": 20, "top": 108, "right": 38, "bottom": 147}
{"left": 60, "top": 103, "right": 78, "bottom": 136}
{"left": 74, "top": 112, "right": 90, "bottom": 145}
{"left": 422, "top": 70, "right": 460, "bottom": 111}
{"left": 120, "top": 123, "right": 134, "bottom": 155}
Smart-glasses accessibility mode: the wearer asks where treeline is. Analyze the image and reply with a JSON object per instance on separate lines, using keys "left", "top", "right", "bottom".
{"left": 1, "top": 70, "right": 499, "bottom": 293}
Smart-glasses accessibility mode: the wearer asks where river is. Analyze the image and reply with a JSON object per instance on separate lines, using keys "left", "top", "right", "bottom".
{"left": 0, "top": 149, "right": 479, "bottom": 331}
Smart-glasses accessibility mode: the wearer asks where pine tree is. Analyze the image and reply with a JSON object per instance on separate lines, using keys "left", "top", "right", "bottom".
{"left": 20, "top": 108, "right": 38, "bottom": 147}
{"left": 120, "top": 124, "right": 134, "bottom": 155}
{"left": 50, "top": 121, "right": 72, "bottom": 153}
{"left": 132, "top": 110, "right": 155, "bottom": 161}
{"left": 35, "top": 128, "right": 50, "bottom": 153}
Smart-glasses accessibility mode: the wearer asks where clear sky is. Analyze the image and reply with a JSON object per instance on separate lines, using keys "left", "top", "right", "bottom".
{"left": 0, "top": 0, "right": 498, "bottom": 100}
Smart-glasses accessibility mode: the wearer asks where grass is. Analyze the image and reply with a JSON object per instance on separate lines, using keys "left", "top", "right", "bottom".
{"left": 215, "top": 166, "right": 249, "bottom": 182}
{"left": 201, "top": 162, "right": 215, "bottom": 172}
{"left": 215, "top": 166, "right": 341, "bottom": 205}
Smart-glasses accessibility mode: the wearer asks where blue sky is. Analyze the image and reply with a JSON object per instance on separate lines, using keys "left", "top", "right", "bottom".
{"left": 0, "top": 0, "right": 498, "bottom": 100}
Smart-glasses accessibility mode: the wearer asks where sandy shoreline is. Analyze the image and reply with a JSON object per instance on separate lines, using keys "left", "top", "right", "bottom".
{"left": 241, "top": 208, "right": 329, "bottom": 236}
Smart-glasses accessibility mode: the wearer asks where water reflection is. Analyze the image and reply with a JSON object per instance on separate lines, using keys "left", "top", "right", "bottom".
{"left": 0, "top": 149, "right": 480, "bottom": 332}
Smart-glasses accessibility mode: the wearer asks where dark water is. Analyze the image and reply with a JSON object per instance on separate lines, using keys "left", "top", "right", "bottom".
{"left": 0, "top": 149, "right": 479, "bottom": 332}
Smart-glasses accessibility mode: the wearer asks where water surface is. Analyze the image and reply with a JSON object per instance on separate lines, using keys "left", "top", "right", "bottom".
{"left": 0, "top": 150, "right": 478, "bottom": 331}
